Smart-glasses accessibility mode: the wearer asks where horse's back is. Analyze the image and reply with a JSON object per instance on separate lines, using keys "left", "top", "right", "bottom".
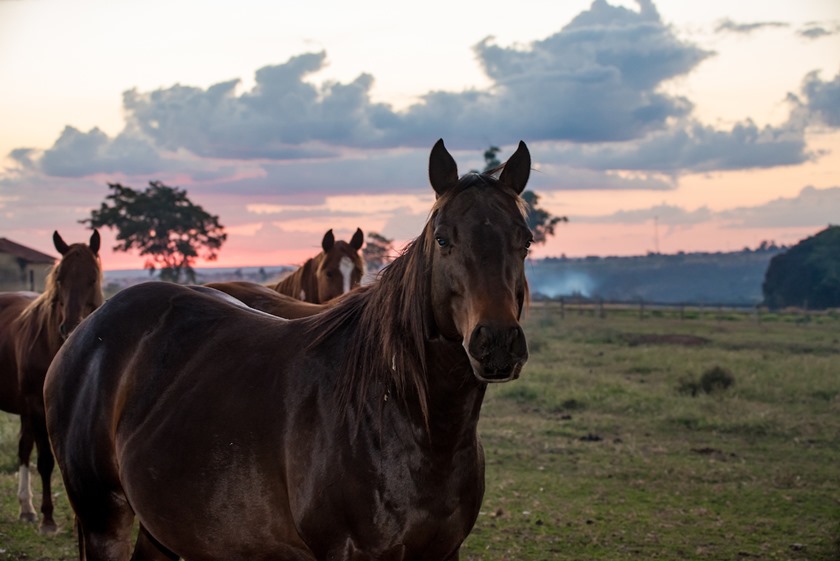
{"left": 205, "top": 281, "right": 328, "bottom": 318}
{"left": 0, "top": 292, "right": 38, "bottom": 413}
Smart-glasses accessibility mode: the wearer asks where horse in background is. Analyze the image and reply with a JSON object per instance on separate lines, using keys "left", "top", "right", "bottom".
{"left": 0, "top": 230, "right": 102, "bottom": 534}
{"left": 44, "top": 140, "right": 532, "bottom": 560}
{"left": 268, "top": 228, "right": 364, "bottom": 303}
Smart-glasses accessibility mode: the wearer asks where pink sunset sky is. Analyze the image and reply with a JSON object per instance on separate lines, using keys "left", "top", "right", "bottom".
{"left": 1, "top": 0, "right": 838, "bottom": 271}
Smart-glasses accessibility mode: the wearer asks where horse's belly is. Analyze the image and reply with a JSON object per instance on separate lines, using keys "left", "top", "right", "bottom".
{"left": 120, "top": 443, "right": 311, "bottom": 559}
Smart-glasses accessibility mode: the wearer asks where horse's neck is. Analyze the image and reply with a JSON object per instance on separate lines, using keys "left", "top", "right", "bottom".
{"left": 418, "top": 340, "right": 485, "bottom": 446}
{"left": 16, "top": 300, "right": 62, "bottom": 360}
{"left": 299, "top": 256, "right": 322, "bottom": 303}
{"left": 278, "top": 257, "right": 320, "bottom": 302}
{"left": 276, "top": 268, "right": 306, "bottom": 300}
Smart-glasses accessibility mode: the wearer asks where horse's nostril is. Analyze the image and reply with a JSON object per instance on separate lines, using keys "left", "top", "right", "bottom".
{"left": 469, "top": 323, "right": 528, "bottom": 362}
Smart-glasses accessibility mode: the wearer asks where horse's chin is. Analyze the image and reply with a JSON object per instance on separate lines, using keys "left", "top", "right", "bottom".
{"left": 468, "top": 357, "right": 524, "bottom": 384}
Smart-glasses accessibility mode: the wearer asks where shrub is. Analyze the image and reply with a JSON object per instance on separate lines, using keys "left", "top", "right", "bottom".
{"left": 700, "top": 365, "right": 735, "bottom": 393}
{"left": 678, "top": 365, "right": 735, "bottom": 396}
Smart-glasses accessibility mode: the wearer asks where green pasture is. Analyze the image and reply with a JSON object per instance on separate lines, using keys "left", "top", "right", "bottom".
{"left": 1, "top": 304, "right": 838, "bottom": 560}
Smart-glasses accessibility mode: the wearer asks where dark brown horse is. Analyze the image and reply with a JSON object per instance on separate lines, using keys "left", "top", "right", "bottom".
{"left": 0, "top": 230, "right": 102, "bottom": 534}
{"left": 204, "top": 280, "right": 330, "bottom": 318}
{"left": 45, "top": 140, "right": 532, "bottom": 560}
{"left": 268, "top": 227, "right": 365, "bottom": 303}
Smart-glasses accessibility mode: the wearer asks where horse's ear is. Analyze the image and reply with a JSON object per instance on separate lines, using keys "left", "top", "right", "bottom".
{"left": 89, "top": 229, "right": 101, "bottom": 255}
{"left": 53, "top": 231, "right": 70, "bottom": 255}
{"left": 322, "top": 229, "right": 335, "bottom": 253}
{"left": 350, "top": 228, "right": 364, "bottom": 251}
{"left": 429, "top": 139, "right": 459, "bottom": 198}
{"left": 499, "top": 141, "right": 531, "bottom": 195}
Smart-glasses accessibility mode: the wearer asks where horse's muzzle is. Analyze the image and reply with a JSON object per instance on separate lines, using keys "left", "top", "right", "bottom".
{"left": 467, "top": 323, "right": 528, "bottom": 383}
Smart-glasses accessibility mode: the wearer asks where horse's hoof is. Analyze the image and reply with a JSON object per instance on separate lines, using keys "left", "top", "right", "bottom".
{"left": 39, "top": 521, "right": 59, "bottom": 535}
{"left": 19, "top": 512, "right": 37, "bottom": 523}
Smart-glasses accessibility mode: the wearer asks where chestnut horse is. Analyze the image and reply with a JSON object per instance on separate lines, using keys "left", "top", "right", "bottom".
{"left": 0, "top": 230, "right": 102, "bottom": 534}
{"left": 45, "top": 140, "right": 532, "bottom": 560}
{"left": 268, "top": 228, "right": 365, "bottom": 303}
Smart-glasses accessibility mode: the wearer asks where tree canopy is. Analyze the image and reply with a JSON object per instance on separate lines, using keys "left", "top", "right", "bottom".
{"left": 362, "top": 232, "right": 395, "bottom": 271}
{"left": 480, "top": 145, "right": 567, "bottom": 245}
{"left": 81, "top": 181, "right": 227, "bottom": 283}
{"left": 762, "top": 225, "right": 840, "bottom": 310}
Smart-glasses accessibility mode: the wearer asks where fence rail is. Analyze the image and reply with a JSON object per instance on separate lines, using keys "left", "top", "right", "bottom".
{"left": 529, "top": 298, "right": 840, "bottom": 324}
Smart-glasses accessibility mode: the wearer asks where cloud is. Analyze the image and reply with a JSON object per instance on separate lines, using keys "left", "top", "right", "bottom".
{"left": 575, "top": 203, "right": 713, "bottom": 225}
{"left": 715, "top": 19, "right": 788, "bottom": 35}
{"left": 797, "top": 23, "right": 840, "bottom": 40}
{"left": 0, "top": 0, "right": 829, "bottom": 215}
{"left": 28, "top": 0, "right": 710, "bottom": 172}
{"left": 537, "top": 120, "right": 813, "bottom": 173}
{"left": 573, "top": 186, "right": 840, "bottom": 230}
{"left": 122, "top": 52, "right": 394, "bottom": 158}
{"left": 15, "top": 126, "right": 168, "bottom": 178}
{"left": 719, "top": 185, "right": 840, "bottom": 228}
{"left": 792, "top": 70, "right": 840, "bottom": 128}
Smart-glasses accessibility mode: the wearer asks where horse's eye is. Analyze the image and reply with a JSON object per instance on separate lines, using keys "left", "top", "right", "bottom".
{"left": 325, "top": 271, "right": 334, "bottom": 278}
{"left": 436, "top": 237, "right": 448, "bottom": 248}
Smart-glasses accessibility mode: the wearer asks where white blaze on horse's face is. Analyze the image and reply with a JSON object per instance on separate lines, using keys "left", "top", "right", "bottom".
{"left": 339, "top": 256, "right": 355, "bottom": 295}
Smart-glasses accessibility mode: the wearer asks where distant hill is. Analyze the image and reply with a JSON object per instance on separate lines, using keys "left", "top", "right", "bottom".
{"left": 527, "top": 249, "right": 786, "bottom": 306}
{"left": 762, "top": 225, "right": 840, "bottom": 310}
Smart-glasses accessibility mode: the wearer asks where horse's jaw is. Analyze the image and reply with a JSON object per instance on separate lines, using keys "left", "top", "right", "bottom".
{"left": 466, "top": 354, "right": 526, "bottom": 384}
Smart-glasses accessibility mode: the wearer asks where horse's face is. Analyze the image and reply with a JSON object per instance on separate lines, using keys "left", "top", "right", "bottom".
{"left": 52, "top": 230, "right": 104, "bottom": 339}
{"left": 316, "top": 228, "right": 365, "bottom": 302}
{"left": 427, "top": 140, "right": 531, "bottom": 383}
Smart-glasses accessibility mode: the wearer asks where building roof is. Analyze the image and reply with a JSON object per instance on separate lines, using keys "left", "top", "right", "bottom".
{"left": 0, "top": 237, "right": 56, "bottom": 264}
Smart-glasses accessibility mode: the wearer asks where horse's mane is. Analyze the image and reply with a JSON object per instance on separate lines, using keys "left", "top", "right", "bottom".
{"left": 272, "top": 256, "right": 318, "bottom": 299}
{"left": 306, "top": 171, "right": 528, "bottom": 426}
{"left": 15, "top": 246, "right": 103, "bottom": 356}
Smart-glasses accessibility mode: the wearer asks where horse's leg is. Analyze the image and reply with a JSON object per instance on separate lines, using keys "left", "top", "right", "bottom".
{"left": 34, "top": 419, "right": 57, "bottom": 534}
{"left": 76, "top": 517, "right": 85, "bottom": 561}
{"left": 16, "top": 414, "right": 37, "bottom": 523}
{"left": 130, "top": 525, "right": 179, "bottom": 561}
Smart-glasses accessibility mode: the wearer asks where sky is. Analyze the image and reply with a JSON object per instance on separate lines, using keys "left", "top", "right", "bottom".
{"left": 1, "top": 0, "right": 839, "bottom": 271}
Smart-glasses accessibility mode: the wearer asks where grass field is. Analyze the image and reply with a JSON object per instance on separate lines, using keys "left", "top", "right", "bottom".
{"left": 1, "top": 303, "right": 838, "bottom": 560}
